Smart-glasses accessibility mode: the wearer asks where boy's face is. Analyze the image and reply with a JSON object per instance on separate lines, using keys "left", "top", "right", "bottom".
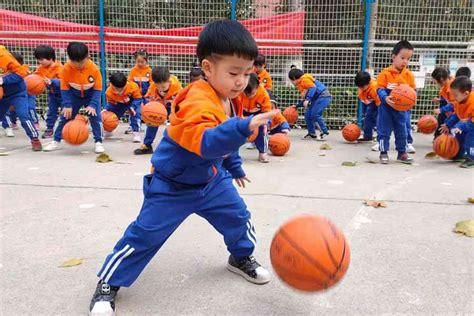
{"left": 156, "top": 81, "right": 170, "bottom": 95}
{"left": 451, "top": 88, "right": 470, "bottom": 103}
{"left": 135, "top": 56, "right": 147, "bottom": 68}
{"left": 38, "top": 58, "right": 53, "bottom": 67}
{"left": 360, "top": 83, "right": 370, "bottom": 91}
{"left": 254, "top": 65, "right": 264, "bottom": 73}
{"left": 392, "top": 48, "right": 413, "bottom": 71}
{"left": 202, "top": 54, "right": 254, "bottom": 100}
{"left": 71, "top": 59, "right": 87, "bottom": 70}
{"left": 290, "top": 79, "right": 299, "bottom": 87}
{"left": 432, "top": 78, "right": 445, "bottom": 87}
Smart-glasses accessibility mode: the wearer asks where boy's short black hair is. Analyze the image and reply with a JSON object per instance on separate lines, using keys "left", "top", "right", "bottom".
{"left": 152, "top": 66, "right": 170, "bottom": 83}
{"left": 67, "top": 42, "right": 88, "bottom": 62}
{"left": 431, "top": 67, "right": 450, "bottom": 82}
{"left": 197, "top": 20, "right": 258, "bottom": 62}
{"left": 109, "top": 72, "right": 127, "bottom": 88}
{"left": 450, "top": 76, "right": 472, "bottom": 93}
{"left": 392, "top": 40, "right": 413, "bottom": 55}
{"left": 455, "top": 66, "right": 471, "bottom": 78}
{"left": 133, "top": 48, "right": 148, "bottom": 61}
{"left": 34, "top": 45, "right": 56, "bottom": 61}
{"left": 288, "top": 68, "right": 304, "bottom": 80}
{"left": 189, "top": 66, "right": 204, "bottom": 81}
{"left": 244, "top": 73, "right": 260, "bottom": 95}
{"left": 254, "top": 54, "right": 266, "bottom": 67}
{"left": 354, "top": 71, "right": 372, "bottom": 87}
{"left": 11, "top": 52, "right": 24, "bottom": 65}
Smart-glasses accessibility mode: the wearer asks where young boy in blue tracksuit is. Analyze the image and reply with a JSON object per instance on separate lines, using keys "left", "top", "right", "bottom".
{"left": 289, "top": 68, "right": 331, "bottom": 141}
{"left": 88, "top": 20, "right": 277, "bottom": 315}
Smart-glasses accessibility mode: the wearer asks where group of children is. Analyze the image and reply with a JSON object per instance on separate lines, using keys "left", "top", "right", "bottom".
{"left": 355, "top": 40, "right": 473, "bottom": 167}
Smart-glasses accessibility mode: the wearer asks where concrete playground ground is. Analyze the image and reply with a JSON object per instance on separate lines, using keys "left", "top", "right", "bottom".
{"left": 1, "top": 125, "right": 473, "bottom": 315}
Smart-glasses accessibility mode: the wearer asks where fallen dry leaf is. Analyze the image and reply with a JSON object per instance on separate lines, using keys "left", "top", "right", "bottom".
{"left": 320, "top": 144, "right": 332, "bottom": 150}
{"left": 453, "top": 220, "right": 474, "bottom": 237}
{"left": 467, "top": 198, "right": 474, "bottom": 204}
{"left": 96, "top": 153, "right": 113, "bottom": 163}
{"left": 424, "top": 152, "right": 438, "bottom": 159}
{"left": 365, "top": 199, "right": 387, "bottom": 208}
{"left": 59, "top": 258, "right": 83, "bottom": 268}
{"left": 342, "top": 161, "right": 357, "bottom": 167}
{"left": 0, "top": 152, "right": 9, "bottom": 156}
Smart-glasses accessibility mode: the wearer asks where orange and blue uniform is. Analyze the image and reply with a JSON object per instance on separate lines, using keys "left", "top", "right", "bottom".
{"left": 97, "top": 79, "right": 257, "bottom": 286}
{"left": 446, "top": 92, "right": 474, "bottom": 159}
{"left": 142, "top": 75, "right": 182, "bottom": 147}
{"left": 128, "top": 65, "right": 152, "bottom": 97}
{"left": 358, "top": 79, "right": 381, "bottom": 139}
{"left": 434, "top": 78, "right": 455, "bottom": 138}
{"left": 269, "top": 112, "right": 290, "bottom": 135}
{"left": 376, "top": 66, "right": 416, "bottom": 153}
{"left": 53, "top": 59, "right": 103, "bottom": 143}
{"left": 105, "top": 81, "right": 143, "bottom": 132}
{"left": 0, "top": 45, "right": 39, "bottom": 139}
{"left": 257, "top": 68, "right": 272, "bottom": 90}
{"left": 35, "top": 61, "right": 63, "bottom": 131}
{"left": 294, "top": 73, "right": 331, "bottom": 135}
{"left": 236, "top": 85, "right": 271, "bottom": 153}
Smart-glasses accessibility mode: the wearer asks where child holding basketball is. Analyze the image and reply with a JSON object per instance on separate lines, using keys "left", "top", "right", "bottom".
{"left": 105, "top": 73, "right": 143, "bottom": 143}
{"left": 126, "top": 49, "right": 151, "bottom": 134}
{"left": 376, "top": 40, "right": 416, "bottom": 164}
{"left": 89, "top": 20, "right": 277, "bottom": 315}
{"left": 254, "top": 54, "right": 272, "bottom": 91}
{"left": 289, "top": 68, "right": 331, "bottom": 140}
{"left": 32, "top": 45, "right": 63, "bottom": 139}
{"left": 431, "top": 67, "right": 455, "bottom": 139}
{"left": 134, "top": 66, "right": 182, "bottom": 155}
{"left": 236, "top": 73, "right": 272, "bottom": 163}
{"left": 43, "top": 42, "right": 105, "bottom": 153}
{"left": 355, "top": 71, "right": 380, "bottom": 142}
{"left": 0, "top": 46, "right": 42, "bottom": 150}
{"left": 439, "top": 76, "right": 474, "bottom": 168}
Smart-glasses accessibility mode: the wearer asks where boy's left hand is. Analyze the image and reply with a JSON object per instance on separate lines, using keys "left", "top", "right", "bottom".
{"left": 452, "top": 128, "right": 462, "bottom": 134}
{"left": 386, "top": 95, "right": 396, "bottom": 107}
{"left": 235, "top": 177, "right": 251, "bottom": 188}
{"left": 439, "top": 124, "right": 449, "bottom": 134}
{"left": 85, "top": 106, "right": 97, "bottom": 116}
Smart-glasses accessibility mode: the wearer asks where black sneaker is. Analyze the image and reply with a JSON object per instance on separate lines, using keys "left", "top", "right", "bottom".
{"left": 302, "top": 133, "right": 317, "bottom": 140}
{"left": 380, "top": 153, "right": 389, "bottom": 164}
{"left": 89, "top": 280, "right": 120, "bottom": 316}
{"left": 397, "top": 152, "right": 414, "bottom": 164}
{"left": 42, "top": 129, "right": 53, "bottom": 139}
{"left": 227, "top": 255, "right": 270, "bottom": 285}
{"left": 318, "top": 132, "right": 329, "bottom": 141}
{"left": 460, "top": 158, "right": 474, "bottom": 169}
{"left": 133, "top": 144, "right": 153, "bottom": 155}
{"left": 358, "top": 136, "right": 373, "bottom": 142}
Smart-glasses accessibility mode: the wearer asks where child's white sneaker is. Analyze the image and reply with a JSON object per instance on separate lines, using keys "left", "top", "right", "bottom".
{"left": 43, "top": 141, "right": 61, "bottom": 152}
{"left": 95, "top": 142, "right": 105, "bottom": 154}
{"left": 371, "top": 143, "right": 380, "bottom": 152}
{"left": 5, "top": 128, "right": 14, "bottom": 137}
{"left": 406, "top": 143, "right": 416, "bottom": 154}
{"left": 132, "top": 132, "right": 141, "bottom": 143}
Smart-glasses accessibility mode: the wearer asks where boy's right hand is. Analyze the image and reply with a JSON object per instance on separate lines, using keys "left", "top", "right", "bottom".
{"left": 432, "top": 97, "right": 440, "bottom": 104}
{"left": 385, "top": 95, "right": 396, "bottom": 107}
{"left": 62, "top": 108, "right": 73, "bottom": 119}
{"left": 433, "top": 108, "right": 441, "bottom": 115}
{"left": 43, "top": 78, "right": 51, "bottom": 85}
{"left": 439, "top": 124, "right": 449, "bottom": 134}
{"left": 248, "top": 109, "right": 279, "bottom": 131}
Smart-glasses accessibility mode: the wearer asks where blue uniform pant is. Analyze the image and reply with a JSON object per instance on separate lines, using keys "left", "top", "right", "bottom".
{"left": 363, "top": 102, "right": 378, "bottom": 139}
{"left": 45, "top": 93, "right": 62, "bottom": 130}
{"left": 105, "top": 102, "right": 140, "bottom": 132}
{"left": 465, "top": 131, "right": 474, "bottom": 160}
{"left": 254, "top": 124, "right": 268, "bottom": 153}
{"left": 304, "top": 96, "right": 331, "bottom": 135}
{"left": 27, "top": 95, "right": 39, "bottom": 124}
{"left": 406, "top": 110, "right": 413, "bottom": 144}
{"left": 128, "top": 98, "right": 143, "bottom": 130}
{"left": 0, "top": 92, "right": 39, "bottom": 139}
{"left": 97, "top": 171, "right": 256, "bottom": 287}
{"left": 53, "top": 96, "right": 103, "bottom": 143}
{"left": 377, "top": 103, "right": 407, "bottom": 153}
{"left": 269, "top": 125, "right": 287, "bottom": 135}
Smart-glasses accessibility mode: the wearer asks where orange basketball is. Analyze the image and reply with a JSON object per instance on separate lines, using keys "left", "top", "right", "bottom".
{"left": 101, "top": 110, "right": 119, "bottom": 132}
{"left": 390, "top": 84, "right": 416, "bottom": 111}
{"left": 283, "top": 107, "right": 299, "bottom": 125}
{"left": 75, "top": 114, "right": 88, "bottom": 124}
{"left": 270, "top": 214, "right": 350, "bottom": 292}
{"left": 342, "top": 123, "right": 361, "bottom": 142}
{"left": 24, "top": 74, "right": 46, "bottom": 96}
{"left": 247, "top": 128, "right": 258, "bottom": 143}
{"left": 269, "top": 133, "right": 290, "bottom": 156}
{"left": 62, "top": 119, "right": 89, "bottom": 145}
{"left": 417, "top": 115, "right": 438, "bottom": 134}
{"left": 142, "top": 101, "right": 167, "bottom": 126}
{"left": 433, "top": 134, "right": 460, "bottom": 159}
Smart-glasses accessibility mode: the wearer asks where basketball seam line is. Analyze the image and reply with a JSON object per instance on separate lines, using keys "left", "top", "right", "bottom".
{"left": 278, "top": 228, "right": 333, "bottom": 279}
{"left": 271, "top": 261, "right": 327, "bottom": 289}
